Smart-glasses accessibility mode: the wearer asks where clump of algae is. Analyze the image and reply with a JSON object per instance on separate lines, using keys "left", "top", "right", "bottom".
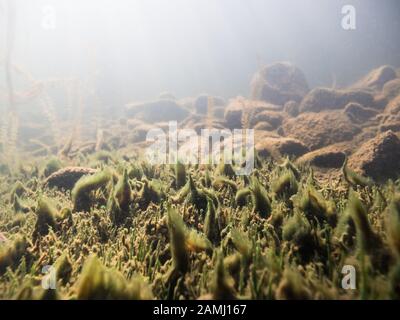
{"left": 185, "top": 175, "right": 208, "bottom": 213}
{"left": 3, "top": 124, "right": 400, "bottom": 300}
{"left": 72, "top": 169, "right": 111, "bottom": 212}
{"left": 33, "top": 197, "right": 60, "bottom": 239}
{"left": 76, "top": 255, "right": 153, "bottom": 300}
{"left": 0, "top": 235, "right": 28, "bottom": 275}
{"left": 276, "top": 268, "right": 311, "bottom": 300}
{"left": 209, "top": 250, "right": 236, "bottom": 300}
{"left": 108, "top": 168, "right": 132, "bottom": 224}
{"left": 249, "top": 176, "right": 271, "bottom": 218}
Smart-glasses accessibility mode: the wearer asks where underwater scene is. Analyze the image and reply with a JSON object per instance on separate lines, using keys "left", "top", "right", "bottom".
{"left": 1, "top": 0, "right": 400, "bottom": 301}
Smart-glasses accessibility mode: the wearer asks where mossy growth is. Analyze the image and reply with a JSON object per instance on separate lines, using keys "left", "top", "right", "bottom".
{"left": 185, "top": 228, "right": 213, "bottom": 254}
{"left": 230, "top": 228, "right": 252, "bottom": 262}
{"left": 204, "top": 197, "right": 220, "bottom": 244}
{"left": 279, "top": 158, "right": 301, "bottom": 180}
{"left": 276, "top": 268, "right": 311, "bottom": 300}
{"left": 342, "top": 157, "right": 373, "bottom": 188}
{"left": 346, "top": 189, "right": 380, "bottom": 254}
{"left": 114, "top": 168, "right": 132, "bottom": 212}
{"left": 249, "top": 176, "right": 271, "bottom": 218}
{"left": 216, "top": 160, "right": 236, "bottom": 178}
{"left": 33, "top": 197, "right": 59, "bottom": 239}
{"left": 43, "top": 157, "right": 62, "bottom": 178}
{"left": 389, "top": 261, "right": 400, "bottom": 299}
{"left": 0, "top": 235, "right": 29, "bottom": 275}
{"left": 76, "top": 255, "right": 153, "bottom": 299}
{"left": 235, "top": 187, "right": 251, "bottom": 207}
{"left": 185, "top": 175, "right": 208, "bottom": 214}
{"left": 271, "top": 168, "right": 298, "bottom": 200}
{"left": 212, "top": 176, "right": 238, "bottom": 193}
{"left": 128, "top": 163, "right": 144, "bottom": 180}
{"left": 209, "top": 250, "right": 236, "bottom": 300}
{"left": 173, "top": 161, "right": 186, "bottom": 189}
{"left": 386, "top": 195, "right": 400, "bottom": 257}
{"left": 12, "top": 193, "right": 30, "bottom": 214}
{"left": 293, "top": 184, "right": 336, "bottom": 225}
{"left": 165, "top": 205, "right": 189, "bottom": 286}
{"left": 92, "top": 151, "right": 114, "bottom": 164}
{"left": 137, "top": 178, "right": 162, "bottom": 209}
{"left": 282, "top": 212, "right": 316, "bottom": 263}
{"left": 9, "top": 181, "right": 28, "bottom": 203}
{"left": 54, "top": 252, "right": 73, "bottom": 285}
{"left": 72, "top": 169, "right": 112, "bottom": 212}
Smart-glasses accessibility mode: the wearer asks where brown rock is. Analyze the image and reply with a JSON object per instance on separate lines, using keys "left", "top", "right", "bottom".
{"left": 300, "top": 87, "right": 375, "bottom": 113}
{"left": 343, "top": 102, "right": 378, "bottom": 124}
{"left": 250, "top": 110, "right": 284, "bottom": 129}
{"left": 382, "top": 79, "right": 400, "bottom": 101}
{"left": 250, "top": 62, "right": 309, "bottom": 105}
{"left": 384, "top": 94, "right": 400, "bottom": 115}
{"left": 297, "top": 144, "right": 347, "bottom": 168}
{"left": 353, "top": 65, "right": 397, "bottom": 90}
{"left": 224, "top": 98, "right": 281, "bottom": 129}
{"left": 45, "top": 167, "right": 97, "bottom": 190}
{"left": 380, "top": 114, "right": 400, "bottom": 133}
{"left": 125, "top": 99, "right": 189, "bottom": 122}
{"left": 282, "top": 111, "right": 361, "bottom": 150}
{"left": 193, "top": 94, "right": 226, "bottom": 115}
{"left": 348, "top": 130, "right": 400, "bottom": 181}
{"left": 256, "top": 136, "right": 309, "bottom": 159}
{"left": 283, "top": 100, "right": 300, "bottom": 117}
{"left": 253, "top": 121, "right": 274, "bottom": 131}
{"left": 180, "top": 115, "right": 226, "bottom": 135}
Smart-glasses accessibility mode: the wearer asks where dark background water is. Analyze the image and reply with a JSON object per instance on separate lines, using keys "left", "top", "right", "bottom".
{"left": 1, "top": 0, "right": 400, "bottom": 107}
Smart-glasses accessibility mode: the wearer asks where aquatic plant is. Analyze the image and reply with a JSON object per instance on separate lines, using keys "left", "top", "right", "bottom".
{"left": 43, "top": 157, "right": 63, "bottom": 178}
{"left": 0, "top": 236, "right": 28, "bottom": 275}
{"left": 276, "top": 268, "right": 311, "bottom": 300}
{"left": 173, "top": 161, "right": 186, "bottom": 189}
{"left": 76, "top": 255, "right": 153, "bottom": 300}
{"left": 216, "top": 160, "right": 235, "bottom": 178}
{"left": 2, "top": 125, "right": 400, "bottom": 300}
{"left": 137, "top": 178, "right": 162, "bottom": 209}
{"left": 33, "top": 197, "right": 59, "bottom": 238}
{"left": 249, "top": 176, "right": 271, "bottom": 218}
{"left": 387, "top": 195, "right": 400, "bottom": 257}
{"left": 271, "top": 168, "right": 298, "bottom": 200}
{"left": 212, "top": 176, "right": 238, "bottom": 193}
{"left": 114, "top": 168, "right": 132, "bottom": 211}
{"left": 185, "top": 175, "right": 208, "bottom": 213}
{"left": 235, "top": 187, "right": 251, "bottom": 207}
{"left": 71, "top": 169, "right": 112, "bottom": 212}
{"left": 54, "top": 252, "right": 73, "bottom": 285}
{"left": 294, "top": 184, "right": 336, "bottom": 225}
{"left": 204, "top": 197, "right": 219, "bottom": 243}
{"left": 346, "top": 189, "right": 380, "bottom": 254}
{"left": 282, "top": 212, "right": 316, "bottom": 262}
{"left": 12, "top": 193, "right": 30, "bottom": 214}
{"left": 209, "top": 250, "right": 236, "bottom": 300}
{"left": 165, "top": 205, "right": 189, "bottom": 286}
{"left": 342, "top": 157, "right": 373, "bottom": 188}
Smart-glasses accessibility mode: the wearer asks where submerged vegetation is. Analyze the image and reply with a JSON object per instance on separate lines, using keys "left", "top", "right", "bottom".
{"left": 1, "top": 145, "right": 400, "bottom": 300}
{"left": 1, "top": 58, "right": 400, "bottom": 300}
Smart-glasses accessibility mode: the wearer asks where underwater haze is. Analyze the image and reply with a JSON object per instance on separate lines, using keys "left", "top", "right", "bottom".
{"left": 1, "top": 0, "right": 400, "bottom": 301}
{"left": 1, "top": 0, "right": 400, "bottom": 103}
